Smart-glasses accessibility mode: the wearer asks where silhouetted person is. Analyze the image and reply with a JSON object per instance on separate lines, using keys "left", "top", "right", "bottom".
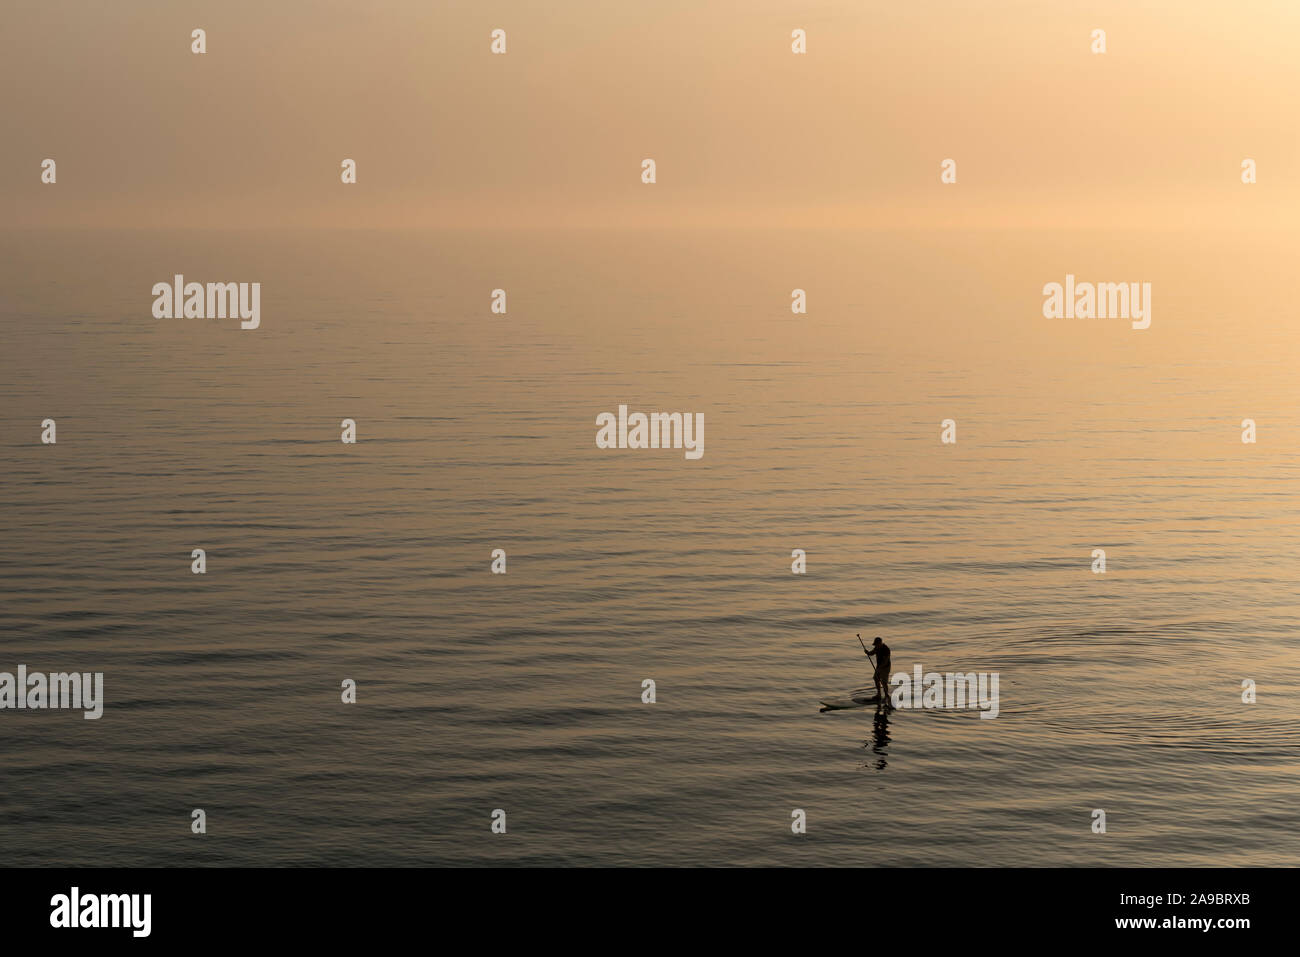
{"left": 863, "top": 635, "right": 891, "bottom": 700}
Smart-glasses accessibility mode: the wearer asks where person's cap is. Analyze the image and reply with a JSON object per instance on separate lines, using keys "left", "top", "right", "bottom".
{"left": 872, "top": 636, "right": 882, "bottom": 645}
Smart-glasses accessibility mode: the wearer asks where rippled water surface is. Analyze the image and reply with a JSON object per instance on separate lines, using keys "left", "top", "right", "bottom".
{"left": 2, "top": 227, "right": 1298, "bottom": 865}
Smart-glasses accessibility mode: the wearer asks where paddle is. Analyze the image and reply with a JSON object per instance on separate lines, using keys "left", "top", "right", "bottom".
{"left": 857, "top": 633, "right": 873, "bottom": 658}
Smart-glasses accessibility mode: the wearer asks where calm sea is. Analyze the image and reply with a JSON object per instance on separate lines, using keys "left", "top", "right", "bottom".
{"left": 2, "top": 226, "right": 1298, "bottom": 866}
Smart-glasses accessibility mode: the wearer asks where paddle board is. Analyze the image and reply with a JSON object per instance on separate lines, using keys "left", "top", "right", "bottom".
{"left": 819, "top": 693, "right": 882, "bottom": 710}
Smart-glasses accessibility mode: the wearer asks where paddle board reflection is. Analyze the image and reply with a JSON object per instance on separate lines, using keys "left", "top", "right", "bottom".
{"left": 865, "top": 704, "right": 892, "bottom": 771}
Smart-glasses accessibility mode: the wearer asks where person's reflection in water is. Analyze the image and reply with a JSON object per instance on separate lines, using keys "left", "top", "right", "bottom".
{"left": 864, "top": 700, "right": 892, "bottom": 770}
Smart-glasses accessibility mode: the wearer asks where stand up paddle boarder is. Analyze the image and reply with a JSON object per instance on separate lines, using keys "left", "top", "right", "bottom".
{"left": 858, "top": 634, "right": 891, "bottom": 700}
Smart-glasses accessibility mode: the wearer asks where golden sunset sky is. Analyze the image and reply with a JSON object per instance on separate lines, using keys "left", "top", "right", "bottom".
{"left": 4, "top": 0, "right": 1297, "bottom": 228}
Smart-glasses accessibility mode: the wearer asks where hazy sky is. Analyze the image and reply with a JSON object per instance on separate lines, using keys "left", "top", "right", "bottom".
{"left": 5, "top": 0, "right": 1298, "bottom": 228}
